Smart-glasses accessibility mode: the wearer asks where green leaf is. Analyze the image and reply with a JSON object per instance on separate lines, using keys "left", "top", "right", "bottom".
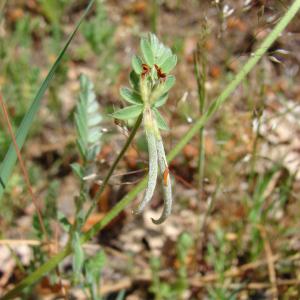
{"left": 154, "top": 93, "right": 168, "bottom": 108}
{"left": 120, "top": 87, "right": 142, "bottom": 104}
{"left": 149, "top": 33, "right": 160, "bottom": 57}
{"left": 76, "top": 139, "right": 86, "bottom": 159}
{"left": 0, "top": 0, "right": 96, "bottom": 199}
{"left": 149, "top": 76, "right": 175, "bottom": 104}
{"left": 162, "top": 75, "right": 176, "bottom": 93}
{"left": 88, "top": 114, "right": 102, "bottom": 127}
{"left": 153, "top": 108, "right": 169, "bottom": 131}
{"left": 71, "top": 163, "right": 84, "bottom": 179}
{"left": 57, "top": 211, "right": 71, "bottom": 232}
{"left": 131, "top": 55, "right": 143, "bottom": 74}
{"left": 85, "top": 250, "right": 106, "bottom": 284}
{"left": 116, "top": 290, "right": 126, "bottom": 300}
{"left": 129, "top": 70, "right": 140, "bottom": 90}
{"left": 111, "top": 105, "right": 143, "bottom": 120}
{"left": 157, "top": 47, "right": 172, "bottom": 66}
{"left": 160, "top": 54, "right": 177, "bottom": 73}
{"left": 75, "top": 74, "right": 103, "bottom": 161}
{"left": 141, "top": 38, "right": 154, "bottom": 66}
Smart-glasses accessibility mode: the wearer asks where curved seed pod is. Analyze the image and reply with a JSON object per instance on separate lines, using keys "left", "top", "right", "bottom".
{"left": 151, "top": 138, "right": 173, "bottom": 224}
{"left": 134, "top": 124, "right": 158, "bottom": 214}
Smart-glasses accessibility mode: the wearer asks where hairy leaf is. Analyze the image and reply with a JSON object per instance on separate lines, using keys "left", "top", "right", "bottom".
{"left": 75, "top": 74, "right": 103, "bottom": 162}
{"left": 111, "top": 105, "right": 143, "bottom": 120}
{"left": 153, "top": 108, "right": 169, "bottom": 131}
{"left": 131, "top": 55, "right": 143, "bottom": 74}
{"left": 129, "top": 70, "right": 140, "bottom": 90}
{"left": 162, "top": 75, "right": 176, "bottom": 93}
{"left": 141, "top": 38, "right": 154, "bottom": 66}
{"left": 120, "top": 87, "right": 142, "bottom": 104}
{"left": 154, "top": 93, "right": 168, "bottom": 108}
{"left": 160, "top": 54, "right": 177, "bottom": 73}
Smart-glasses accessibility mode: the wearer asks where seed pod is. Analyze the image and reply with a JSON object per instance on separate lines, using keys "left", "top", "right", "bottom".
{"left": 151, "top": 138, "right": 173, "bottom": 224}
{"left": 134, "top": 117, "right": 158, "bottom": 214}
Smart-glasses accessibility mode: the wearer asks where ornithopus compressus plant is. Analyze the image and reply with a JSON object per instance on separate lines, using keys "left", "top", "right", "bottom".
{"left": 2, "top": 1, "right": 300, "bottom": 297}
{"left": 112, "top": 33, "right": 177, "bottom": 224}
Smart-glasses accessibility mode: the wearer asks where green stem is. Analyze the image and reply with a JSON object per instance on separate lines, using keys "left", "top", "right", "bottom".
{"left": 151, "top": 0, "right": 159, "bottom": 34}
{"left": 84, "top": 114, "right": 143, "bottom": 222}
{"left": 249, "top": 67, "right": 265, "bottom": 186}
{"left": 193, "top": 51, "right": 207, "bottom": 191}
{"left": 2, "top": 2, "right": 300, "bottom": 298}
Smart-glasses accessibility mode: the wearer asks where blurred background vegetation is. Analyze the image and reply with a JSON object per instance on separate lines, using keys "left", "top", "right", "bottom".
{"left": 0, "top": 0, "right": 300, "bottom": 299}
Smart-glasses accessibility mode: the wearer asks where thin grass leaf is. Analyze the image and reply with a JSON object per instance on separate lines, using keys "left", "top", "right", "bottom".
{"left": 116, "top": 290, "right": 126, "bottom": 300}
{"left": 0, "top": 0, "right": 96, "bottom": 199}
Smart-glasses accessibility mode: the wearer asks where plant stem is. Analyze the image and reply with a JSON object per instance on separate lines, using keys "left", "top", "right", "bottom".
{"left": 2, "top": 1, "right": 300, "bottom": 298}
{"left": 151, "top": 0, "right": 159, "bottom": 34}
{"left": 249, "top": 67, "right": 265, "bottom": 187}
{"left": 84, "top": 114, "right": 143, "bottom": 222}
{"left": 0, "top": 94, "right": 48, "bottom": 240}
{"left": 193, "top": 49, "right": 207, "bottom": 192}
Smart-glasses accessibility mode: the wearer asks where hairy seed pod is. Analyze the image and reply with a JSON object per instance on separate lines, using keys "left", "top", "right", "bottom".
{"left": 151, "top": 138, "right": 172, "bottom": 224}
{"left": 134, "top": 116, "right": 158, "bottom": 214}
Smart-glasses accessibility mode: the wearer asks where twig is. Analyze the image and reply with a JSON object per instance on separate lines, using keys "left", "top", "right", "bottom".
{"left": 0, "top": 239, "right": 41, "bottom": 246}
{"left": 190, "top": 253, "right": 300, "bottom": 287}
{"left": 0, "top": 94, "right": 48, "bottom": 240}
{"left": 197, "top": 279, "right": 300, "bottom": 290}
